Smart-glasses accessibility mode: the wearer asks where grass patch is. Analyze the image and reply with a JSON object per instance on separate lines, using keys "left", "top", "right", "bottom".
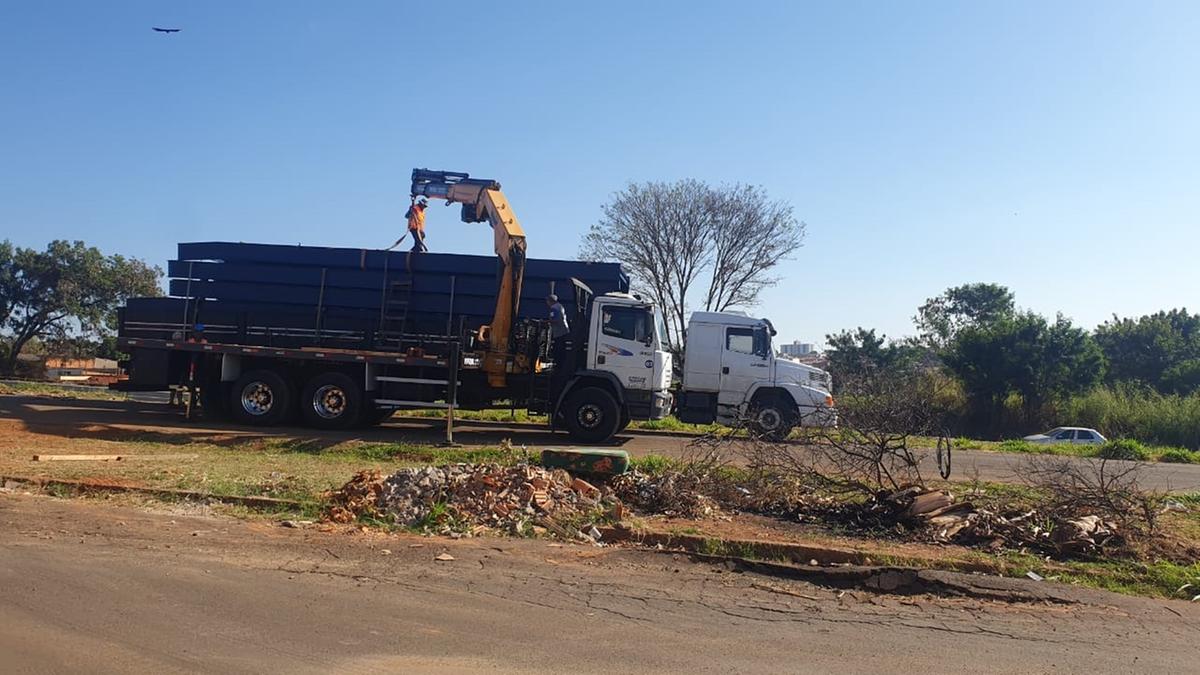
{"left": 0, "top": 380, "right": 125, "bottom": 401}
{"left": 629, "top": 453, "right": 678, "bottom": 475}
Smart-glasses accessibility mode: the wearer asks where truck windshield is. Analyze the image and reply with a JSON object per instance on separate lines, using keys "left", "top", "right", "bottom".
{"left": 601, "top": 305, "right": 656, "bottom": 346}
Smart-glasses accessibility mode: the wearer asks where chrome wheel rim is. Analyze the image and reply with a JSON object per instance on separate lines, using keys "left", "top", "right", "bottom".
{"left": 240, "top": 382, "right": 274, "bottom": 416}
{"left": 312, "top": 384, "right": 347, "bottom": 419}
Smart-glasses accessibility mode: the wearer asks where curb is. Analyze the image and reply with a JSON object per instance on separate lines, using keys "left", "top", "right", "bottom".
{"left": 677, "top": 551, "right": 1078, "bottom": 603}
{"left": 0, "top": 475, "right": 307, "bottom": 510}
{"left": 597, "top": 525, "right": 1002, "bottom": 575}
{"left": 391, "top": 415, "right": 704, "bottom": 439}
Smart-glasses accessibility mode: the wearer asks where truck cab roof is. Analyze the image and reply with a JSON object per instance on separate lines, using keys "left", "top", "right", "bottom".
{"left": 688, "top": 311, "right": 767, "bottom": 327}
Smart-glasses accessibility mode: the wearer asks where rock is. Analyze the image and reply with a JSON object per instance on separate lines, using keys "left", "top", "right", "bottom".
{"left": 435, "top": 553, "right": 455, "bottom": 562}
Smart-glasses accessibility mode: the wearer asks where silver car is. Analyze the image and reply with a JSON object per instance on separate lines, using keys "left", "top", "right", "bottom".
{"left": 1023, "top": 427, "right": 1107, "bottom": 445}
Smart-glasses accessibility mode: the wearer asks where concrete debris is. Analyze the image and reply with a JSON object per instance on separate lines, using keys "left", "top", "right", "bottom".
{"left": 610, "top": 470, "right": 723, "bottom": 518}
{"left": 325, "top": 463, "right": 616, "bottom": 536}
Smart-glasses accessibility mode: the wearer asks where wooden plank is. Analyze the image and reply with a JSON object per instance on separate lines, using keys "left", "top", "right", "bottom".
{"left": 32, "top": 454, "right": 199, "bottom": 462}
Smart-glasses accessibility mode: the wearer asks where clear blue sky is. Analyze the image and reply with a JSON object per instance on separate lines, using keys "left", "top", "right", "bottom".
{"left": 2, "top": 2, "right": 1197, "bottom": 346}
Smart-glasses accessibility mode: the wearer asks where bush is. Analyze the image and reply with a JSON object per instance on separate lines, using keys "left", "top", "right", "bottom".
{"left": 1065, "top": 385, "right": 1200, "bottom": 450}
{"left": 1158, "top": 448, "right": 1199, "bottom": 464}
{"left": 1097, "top": 439, "right": 1151, "bottom": 462}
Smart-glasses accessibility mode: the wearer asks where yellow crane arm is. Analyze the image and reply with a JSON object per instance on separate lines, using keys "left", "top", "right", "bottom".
{"left": 410, "top": 170, "right": 527, "bottom": 387}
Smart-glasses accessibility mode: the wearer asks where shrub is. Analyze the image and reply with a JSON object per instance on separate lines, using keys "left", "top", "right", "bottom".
{"left": 1097, "top": 439, "right": 1151, "bottom": 462}
{"left": 1158, "top": 448, "right": 1199, "bottom": 464}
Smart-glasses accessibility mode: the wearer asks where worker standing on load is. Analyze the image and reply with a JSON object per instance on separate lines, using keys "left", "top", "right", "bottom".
{"left": 547, "top": 294, "right": 569, "bottom": 366}
{"left": 388, "top": 198, "right": 429, "bottom": 252}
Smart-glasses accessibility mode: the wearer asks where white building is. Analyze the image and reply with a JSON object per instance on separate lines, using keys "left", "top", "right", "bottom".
{"left": 779, "top": 340, "right": 815, "bottom": 357}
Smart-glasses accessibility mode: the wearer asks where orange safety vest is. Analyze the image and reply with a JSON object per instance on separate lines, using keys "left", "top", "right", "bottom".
{"left": 407, "top": 204, "right": 426, "bottom": 234}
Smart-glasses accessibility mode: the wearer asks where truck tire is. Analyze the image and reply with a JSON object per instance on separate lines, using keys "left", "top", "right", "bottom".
{"left": 300, "top": 372, "right": 363, "bottom": 430}
{"left": 230, "top": 370, "right": 293, "bottom": 426}
{"left": 563, "top": 386, "right": 621, "bottom": 443}
{"left": 750, "top": 397, "right": 796, "bottom": 441}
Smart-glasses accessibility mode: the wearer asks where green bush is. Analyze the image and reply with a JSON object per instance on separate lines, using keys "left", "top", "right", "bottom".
{"left": 1065, "top": 385, "right": 1200, "bottom": 450}
{"left": 1158, "top": 448, "right": 1199, "bottom": 464}
{"left": 1097, "top": 439, "right": 1151, "bottom": 461}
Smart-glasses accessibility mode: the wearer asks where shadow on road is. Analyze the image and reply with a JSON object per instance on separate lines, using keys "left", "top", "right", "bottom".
{"left": 0, "top": 394, "right": 634, "bottom": 450}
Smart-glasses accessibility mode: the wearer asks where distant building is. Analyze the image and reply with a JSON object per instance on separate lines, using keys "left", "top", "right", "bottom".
{"left": 779, "top": 340, "right": 815, "bottom": 358}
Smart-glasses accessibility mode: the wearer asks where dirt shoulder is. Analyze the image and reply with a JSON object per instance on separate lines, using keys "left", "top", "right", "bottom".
{"left": 3, "top": 492, "right": 1199, "bottom": 674}
{"left": 5, "top": 394, "right": 1200, "bottom": 492}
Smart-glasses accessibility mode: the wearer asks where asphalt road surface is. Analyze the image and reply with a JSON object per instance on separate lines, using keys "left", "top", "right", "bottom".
{"left": 3, "top": 394, "right": 1200, "bottom": 492}
{"left": 2, "top": 493, "right": 1198, "bottom": 674}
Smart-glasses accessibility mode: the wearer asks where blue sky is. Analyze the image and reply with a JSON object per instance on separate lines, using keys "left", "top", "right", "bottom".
{"left": 2, "top": 2, "right": 1197, "bottom": 346}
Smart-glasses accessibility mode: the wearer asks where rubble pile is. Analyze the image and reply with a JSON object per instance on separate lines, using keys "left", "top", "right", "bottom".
{"left": 610, "top": 470, "right": 724, "bottom": 518}
{"left": 326, "top": 469, "right": 386, "bottom": 524}
{"left": 326, "top": 463, "right": 616, "bottom": 535}
{"left": 880, "top": 487, "right": 1122, "bottom": 557}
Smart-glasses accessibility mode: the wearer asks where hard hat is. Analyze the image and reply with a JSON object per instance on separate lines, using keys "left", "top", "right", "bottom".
{"left": 546, "top": 294, "right": 558, "bottom": 303}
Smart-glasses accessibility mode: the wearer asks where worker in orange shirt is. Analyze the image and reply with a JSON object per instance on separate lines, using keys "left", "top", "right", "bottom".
{"left": 388, "top": 197, "right": 429, "bottom": 252}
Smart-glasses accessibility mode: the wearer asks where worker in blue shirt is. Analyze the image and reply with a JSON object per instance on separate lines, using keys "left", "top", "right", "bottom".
{"left": 547, "top": 294, "right": 569, "bottom": 366}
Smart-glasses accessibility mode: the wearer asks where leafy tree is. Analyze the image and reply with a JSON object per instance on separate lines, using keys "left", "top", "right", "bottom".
{"left": 943, "top": 312, "right": 1104, "bottom": 433}
{"left": 0, "top": 240, "right": 161, "bottom": 373}
{"left": 914, "top": 283, "right": 1014, "bottom": 348}
{"left": 1094, "top": 309, "right": 1200, "bottom": 393}
{"left": 824, "top": 328, "right": 920, "bottom": 383}
{"left": 581, "top": 180, "right": 805, "bottom": 355}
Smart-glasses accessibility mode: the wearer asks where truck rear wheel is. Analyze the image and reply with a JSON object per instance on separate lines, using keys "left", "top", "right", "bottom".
{"left": 230, "top": 370, "right": 293, "bottom": 426}
{"left": 300, "top": 372, "right": 363, "bottom": 430}
{"left": 750, "top": 398, "right": 796, "bottom": 441}
{"left": 563, "top": 386, "right": 620, "bottom": 443}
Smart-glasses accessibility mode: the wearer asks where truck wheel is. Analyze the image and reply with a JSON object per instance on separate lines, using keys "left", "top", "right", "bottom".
{"left": 563, "top": 386, "right": 620, "bottom": 443}
{"left": 301, "top": 372, "right": 363, "bottom": 430}
{"left": 231, "top": 370, "right": 293, "bottom": 426}
{"left": 750, "top": 398, "right": 796, "bottom": 441}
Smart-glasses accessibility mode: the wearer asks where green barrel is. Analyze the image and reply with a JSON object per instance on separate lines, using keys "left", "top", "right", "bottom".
{"left": 540, "top": 448, "right": 630, "bottom": 476}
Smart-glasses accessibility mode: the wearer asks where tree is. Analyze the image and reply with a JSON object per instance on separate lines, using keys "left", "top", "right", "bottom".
{"left": 824, "top": 327, "right": 920, "bottom": 384}
{"left": 943, "top": 312, "right": 1104, "bottom": 433}
{"left": 0, "top": 240, "right": 162, "bottom": 374}
{"left": 1094, "top": 309, "right": 1200, "bottom": 394}
{"left": 914, "top": 283, "right": 1014, "bottom": 348}
{"left": 581, "top": 180, "right": 805, "bottom": 354}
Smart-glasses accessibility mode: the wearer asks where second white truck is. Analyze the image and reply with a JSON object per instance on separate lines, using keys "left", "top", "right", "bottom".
{"left": 675, "top": 311, "right": 835, "bottom": 438}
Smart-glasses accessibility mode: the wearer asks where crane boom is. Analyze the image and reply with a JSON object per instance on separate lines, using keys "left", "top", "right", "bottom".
{"left": 410, "top": 169, "right": 528, "bottom": 386}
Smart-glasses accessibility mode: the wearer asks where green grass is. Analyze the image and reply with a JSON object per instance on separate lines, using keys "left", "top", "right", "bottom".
{"left": 629, "top": 453, "right": 678, "bottom": 474}
{"left": 0, "top": 379, "right": 126, "bottom": 401}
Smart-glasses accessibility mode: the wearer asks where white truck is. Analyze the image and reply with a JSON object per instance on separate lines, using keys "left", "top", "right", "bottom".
{"left": 674, "top": 311, "right": 835, "bottom": 438}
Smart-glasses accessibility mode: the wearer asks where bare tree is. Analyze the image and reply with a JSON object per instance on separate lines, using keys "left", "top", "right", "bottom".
{"left": 580, "top": 180, "right": 804, "bottom": 354}
{"left": 703, "top": 184, "right": 805, "bottom": 312}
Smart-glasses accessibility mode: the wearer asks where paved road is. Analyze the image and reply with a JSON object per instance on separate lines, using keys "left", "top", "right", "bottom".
{"left": 3, "top": 394, "right": 1199, "bottom": 492}
{"left": 2, "top": 493, "right": 1197, "bottom": 674}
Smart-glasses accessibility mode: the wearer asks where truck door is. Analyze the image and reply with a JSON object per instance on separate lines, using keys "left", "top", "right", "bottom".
{"left": 719, "top": 326, "right": 770, "bottom": 411}
{"left": 591, "top": 303, "right": 656, "bottom": 392}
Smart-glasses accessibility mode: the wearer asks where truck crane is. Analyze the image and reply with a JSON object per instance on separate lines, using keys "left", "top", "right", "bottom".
{"left": 409, "top": 169, "right": 525, "bottom": 387}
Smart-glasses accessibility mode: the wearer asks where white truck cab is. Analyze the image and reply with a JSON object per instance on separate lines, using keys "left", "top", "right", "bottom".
{"left": 676, "top": 311, "right": 835, "bottom": 438}
{"left": 551, "top": 291, "right": 673, "bottom": 441}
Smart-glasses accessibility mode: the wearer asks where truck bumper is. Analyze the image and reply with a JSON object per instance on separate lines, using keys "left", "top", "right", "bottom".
{"left": 627, "top": 390, "right": 672, "bottom": 421}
